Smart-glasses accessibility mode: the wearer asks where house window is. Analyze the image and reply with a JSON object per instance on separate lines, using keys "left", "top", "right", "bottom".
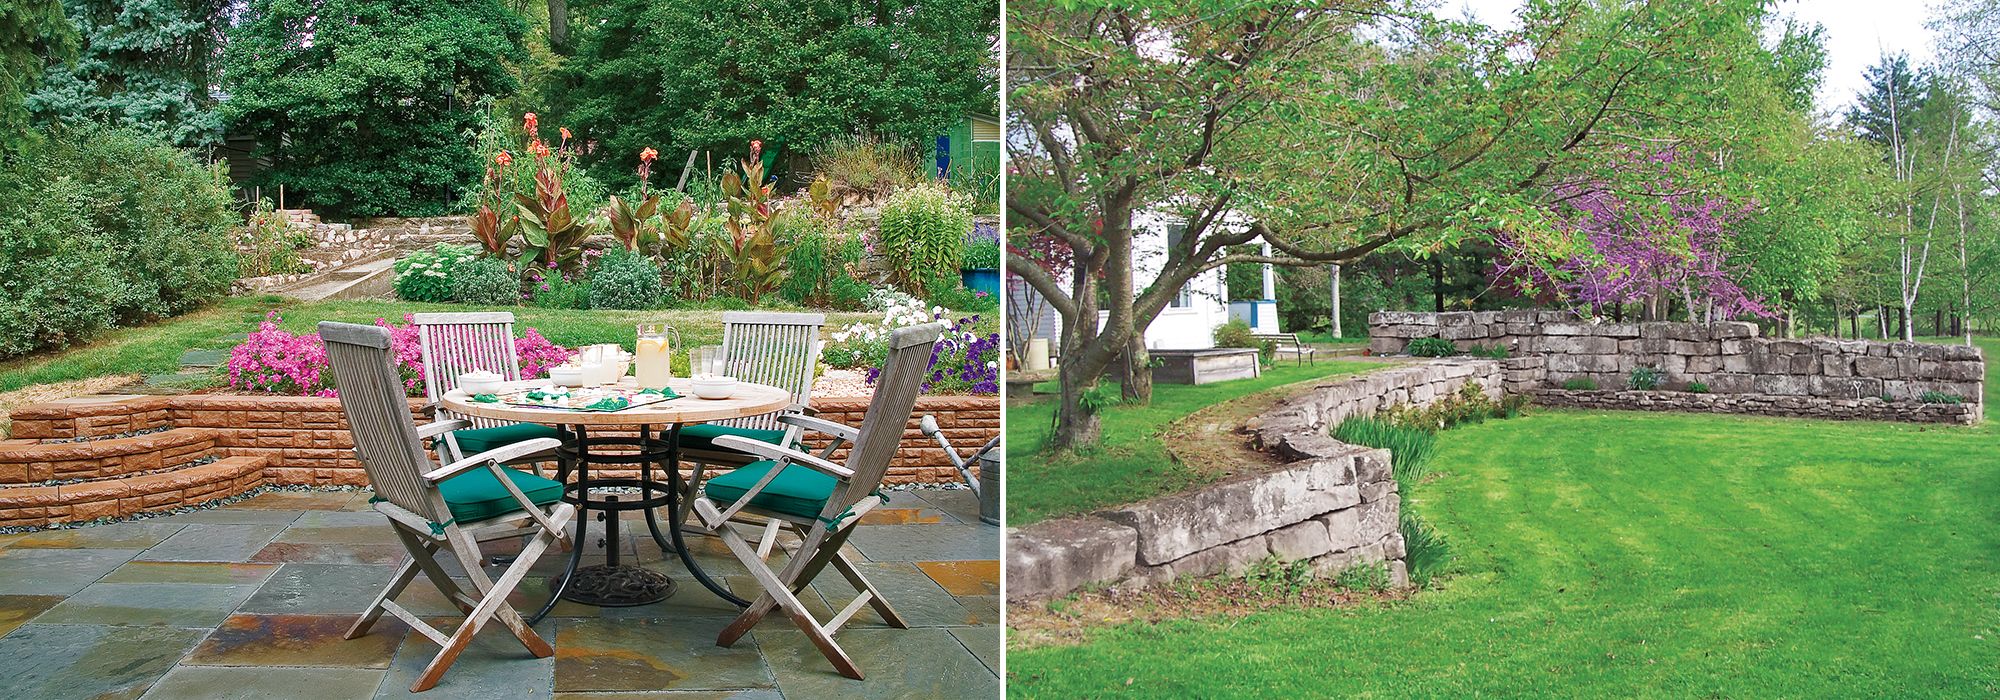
{"left": 1167, "top": 223, "right": 1193, "bottom": 308}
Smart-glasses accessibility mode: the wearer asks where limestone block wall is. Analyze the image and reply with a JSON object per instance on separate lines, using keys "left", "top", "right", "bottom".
{"left": 1006, "top": 360, "right": 1501, "bottom": 603}
{"left": 1369, "top": 311, "right": 1983, "bottom": 424}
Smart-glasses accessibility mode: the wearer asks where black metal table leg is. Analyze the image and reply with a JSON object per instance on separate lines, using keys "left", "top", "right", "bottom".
{"left": 655, "top": 423, "right": 749, "bottom": 607}
{"left": 528, "top": 424, "right": 588, "bottom": 625}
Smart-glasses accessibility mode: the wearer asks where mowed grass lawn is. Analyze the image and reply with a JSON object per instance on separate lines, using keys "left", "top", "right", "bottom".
{"left": 1010, "top": 339, "right": 2000, "bottom": 697}
{"left": 0, "top": 295, "right": 876, "bottom": 393}
{"left": 1008, "top": 360, "right": 1377, "bottom": 525}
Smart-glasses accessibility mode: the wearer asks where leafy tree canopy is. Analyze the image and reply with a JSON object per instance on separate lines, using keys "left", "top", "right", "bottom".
{"left": 551, "top": 0, "right": 998, "bottom": 190}
{"left": 221, "top": 0, "right": 527, "bottom": 218}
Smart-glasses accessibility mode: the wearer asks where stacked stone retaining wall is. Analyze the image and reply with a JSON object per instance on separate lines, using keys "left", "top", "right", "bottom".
{"left": 1369, "top": 311, "right": 1982, "bottom": 424}
{"left": 1006, "top": 360, "right": 1501, "bottom": 603}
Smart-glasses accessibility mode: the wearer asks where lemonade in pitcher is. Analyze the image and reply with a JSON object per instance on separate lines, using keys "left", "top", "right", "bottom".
{"left": 634, "top": 323, "right": 674, "bottom": 389}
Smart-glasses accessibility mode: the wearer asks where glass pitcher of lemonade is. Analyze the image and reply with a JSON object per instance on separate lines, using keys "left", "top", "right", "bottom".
{"left": 634, "top": 323, "right": 678, "bottom": 389}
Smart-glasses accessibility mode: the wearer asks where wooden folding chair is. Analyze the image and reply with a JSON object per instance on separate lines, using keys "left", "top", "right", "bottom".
{"left": 320, "top": 321, "right": 577, "bottom": 693}
{"left": 673, "top": 311, "right": 825, "bottom": 556}
{"left": 412, "top": 312, "right": 562, "bottom": 474}
{"left": 691, "top": 322, "right": 943, "bottom": 679}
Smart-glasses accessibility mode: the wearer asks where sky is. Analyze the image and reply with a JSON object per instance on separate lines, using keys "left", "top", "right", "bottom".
{"left": 1448, "top": 0, "right": 1941, "bottom": 116}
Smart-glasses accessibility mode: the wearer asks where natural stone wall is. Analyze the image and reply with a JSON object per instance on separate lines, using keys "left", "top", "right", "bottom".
{"left": 1005, "top": 360, "right": 1500, "bottom": 603}
{"left": 1369, "top": 311, "right": 1983, "bottom": 424}
{"left": 0, "top": 456, "right": 266, "bottom": 528}
{"left": 11, "top": 393, "right": 997, "bottom": 487}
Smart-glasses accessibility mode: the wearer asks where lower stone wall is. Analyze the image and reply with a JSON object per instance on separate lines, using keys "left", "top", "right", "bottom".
{"left": 0, "top": 456, "right": 266, "bottom": 528}
{"left": 1526, "top": 388, "right": 1981, "bottom": 423}
{"left": 1007, "top": 360, "right": 1499, "bottom": 603}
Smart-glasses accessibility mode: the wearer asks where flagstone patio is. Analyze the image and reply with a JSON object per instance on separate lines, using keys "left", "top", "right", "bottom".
{"left": 0, "top": 487, "right": 999, "bottom": 699}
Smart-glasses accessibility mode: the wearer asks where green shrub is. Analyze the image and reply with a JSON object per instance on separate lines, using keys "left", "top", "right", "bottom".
{"left": 877, "top": 183, "right": 973, "bottom": 294}
{"left": 235, "top": 200, "right": 314, "bottom": 278}
{"left": 1211, "top": 319, "right": 1275, "bottom": 363}
{"left": 1242, "top": 556, "right": 1316, "bottom": 599}
{"left": 1334, "top": 417, "right": 1438, "bottom": 486}
{"left": 1687, "top": 381, "right": 1710, "bottom": 394}
{"left": 1628, "top": 366, "right": 1664, "bottom": 390}
{"left": 394, "top": 244, "right": 478, "bottom": 302}
{"left": 963, "top": 223, "right": 1001, "bottom": 268}
{"left": 828, "top": 234, "right": 872, "bottom": 310}
{"left": 776, "top": 211, "right": 836, "bottom": 306}
{"left": 1400, "top": 510, "right": 1452, "bottom": 588}
{"left": 1500, "top": 394, "right": 1531, "bottom": 418}
{"left": 588, "top": 248, "right": 665, "bottom": 310}
{"left": 530, "top": 274, "right": 591, "bottom": 309}
{"left": 1466, "top": 342, "right": 1510, "bottom": 359}
{"left": 1332, "top": 562, "right": 1393, "bottom": 593}
{"left": 1405, "top": 337, "right": 1457, "bottom": 357}
{"left": 924, "top": 274, "right": 1000, "bottom": 312}
{"left": 1561, "top": 376, "right": 1599, "bottom": 391}
{"left": 449, "top": 255, "right": 521, "bottom": 305}
{"left": 1919, "top": 390, "right": 1965, "bottom": 404}
{"left": 0, "top": 126, "right": 238, "bottom": 359}
{"left": 1381, "top": 383, "right": 1509, "bottom": 431}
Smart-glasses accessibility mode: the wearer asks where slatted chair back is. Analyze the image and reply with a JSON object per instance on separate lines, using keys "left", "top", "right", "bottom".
{"left": 414, "top": 312, "right": 521, "bottom": 430}
{"left": 827, "top": 322, "right": 941, "bottom": 511}
{"left": 717, "top": 311, "right": 826, "bottom": 432}
{"left": 320, "top": 321, "right": 446, "bottom": 523}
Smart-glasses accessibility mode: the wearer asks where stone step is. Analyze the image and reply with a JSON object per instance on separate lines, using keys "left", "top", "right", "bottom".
{"left": 0, "top": 427, "right": 220, "bottom": 485}
{"left": 0, "top": 454, "right": 268, "bottom": 528}
{"left": 9, "top": 396, "right": 173, "bottom": 440}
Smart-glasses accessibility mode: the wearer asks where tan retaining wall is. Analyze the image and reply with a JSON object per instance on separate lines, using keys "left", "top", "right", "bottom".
{"left": 1006, "top": 360, "right": 1500, "bottom": 603}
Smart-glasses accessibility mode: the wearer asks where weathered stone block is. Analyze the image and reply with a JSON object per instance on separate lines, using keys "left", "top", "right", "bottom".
{"left": 1005, "top": 517, "right": 1138, "bottom": 602}
{"left": 1100, "top": 457, "right": 1363, "bottom": 565}
{"left": 1711, "top": 322, "right": 1758, "bottom": 339}
{"left": 1811, "top": 375, "right": 1882, "bottom": 399}
{"left": 1854, "top": 356, "right": 1899, "bottom": 378}
{"left": 1265, "top": 519, "right": 1334, "bottom": 560}
{"left": 1355, "top": 493, "right": 1400, "bottom": 545}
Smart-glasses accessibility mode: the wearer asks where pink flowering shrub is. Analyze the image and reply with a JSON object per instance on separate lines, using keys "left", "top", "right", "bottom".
{"left": 227, "top": 312, "right": 335, "bottom": 397}
{"left": 515, "top": 329, "right": 575, "bottom": 379}
{"left": 226, "top": 312, "right": 574, "bottom": 397}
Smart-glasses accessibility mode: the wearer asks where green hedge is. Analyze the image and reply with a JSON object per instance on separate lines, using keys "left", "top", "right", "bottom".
{"left": 0, "top": 127, "right": 238, "bottom": 359}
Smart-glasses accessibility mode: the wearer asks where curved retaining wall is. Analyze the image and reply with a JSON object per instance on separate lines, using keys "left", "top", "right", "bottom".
{"left": 1370, "top": 311, "right": 1983, "bottom": 424}
{"left": 1006, "top": 360, "right": 1500, "bottom": 603}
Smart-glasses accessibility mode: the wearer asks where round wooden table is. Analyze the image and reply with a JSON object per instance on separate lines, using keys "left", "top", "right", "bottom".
{"left": 440, "top": 377, "right": 790, "bottom": 620}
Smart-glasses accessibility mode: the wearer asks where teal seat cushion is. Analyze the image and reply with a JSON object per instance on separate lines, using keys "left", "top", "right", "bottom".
{"left": 704, "top": 459, "right": 836, "bottom": 520}
{"left": 449, "top": 422, "right": 561, "bottom": 458}
{"left": 438, "top": 466, "right": 566, "bottom": 524}
{"left": 676, "top": 423, "right": 788, "bottom": 453}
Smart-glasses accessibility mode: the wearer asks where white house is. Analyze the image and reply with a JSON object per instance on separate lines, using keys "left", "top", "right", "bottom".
{"left": 1095, "top": 210, "right": 1280, "bottom": 350}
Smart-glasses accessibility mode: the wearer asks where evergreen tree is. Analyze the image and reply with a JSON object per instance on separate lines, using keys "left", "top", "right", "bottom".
{"left": 0, "top": 0, "right": 74, "bottom": 142}
{"left": 1846, "top": 53, "right": 1927, "bottom": 150}
{"left": 221, "top": 0, "right": 527, "bottom": 218}
{"left": 27, "top": 0, "right": 229, "bottom": 148}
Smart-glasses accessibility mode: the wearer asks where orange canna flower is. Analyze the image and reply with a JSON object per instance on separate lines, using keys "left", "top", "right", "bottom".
{"left": 494, "top": 151, "right": 513, "bottom": 167}
{"left": 529, "top": 139, "right": 550, "bottom": 158}
{"left": 523, "top": 112, "right": 539, "bottom": 135}
{"left": 559, "top": 127, "right": 572, "bottom": 142}
{"left": 749, "top": 139, "right": 763, "bottom": 157}
{"left": 639, "top": 147, "right": 658, "bottom": 163}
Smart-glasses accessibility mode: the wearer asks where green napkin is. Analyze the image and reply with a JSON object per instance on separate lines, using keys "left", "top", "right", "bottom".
{"left": 638, "top": 387, "right": 680, "bottom": 399}
{"left": 471, "top": 393, "right": 499, "bottom": 403}
{"left": 585, "top": 396, "right": 630, "bottom": 411}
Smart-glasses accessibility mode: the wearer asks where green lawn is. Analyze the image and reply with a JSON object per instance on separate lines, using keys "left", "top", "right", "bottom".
{"left": 1009, "top": 339, "right": 2000, "bottom": 697}
{"left": 1008, "top": 360, "right": 1376, "bottom": 525}
{"left": 0, "top": 295, "right": 876, "bottom": 393}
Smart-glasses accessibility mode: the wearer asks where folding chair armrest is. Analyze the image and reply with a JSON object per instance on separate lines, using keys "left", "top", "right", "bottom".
{"left": 710, "top": 435, "right": 854, "bottom": 480}
{"left": 776, "top": 413, "right": 859, "bottom": 443}
{"left": 416, "top": 418, "right": 472, "bottom": 440}
{"left": 424, "top": 437, "right": 564, "bottom": 483}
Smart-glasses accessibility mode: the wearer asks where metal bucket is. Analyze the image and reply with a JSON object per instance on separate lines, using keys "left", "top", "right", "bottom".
{"left": 976, "top": 451, "right": 1000, "bottom": 526}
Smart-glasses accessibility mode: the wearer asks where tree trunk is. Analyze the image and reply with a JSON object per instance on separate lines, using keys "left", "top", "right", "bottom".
{"left": 1430, "top": 257, "right": 1444, "bottom": 312}
{"left": 1121, "top": 334, "right": 1152, "bottom": 403}
{"left": 547, "top": 0, "right": 571, "bottom": 53}
{"left": 1329, "top": 264, "right": 1342, "bottom": 338}
{"left": 1052, "top": 360, "right": 1101, "bottom": 448}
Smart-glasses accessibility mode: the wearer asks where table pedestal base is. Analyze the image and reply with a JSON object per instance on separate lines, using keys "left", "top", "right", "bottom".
{"left": 552, "top": 564, "right": 675, "bottom": 607}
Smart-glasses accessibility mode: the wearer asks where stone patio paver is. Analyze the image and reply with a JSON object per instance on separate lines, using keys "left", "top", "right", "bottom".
{"left": 186, "top": 613, "right": 408, "bottom": 668}
{"left": 0, "top": 624, "right": 205, "bottom": 699}
{"left": 36, "top": 581, "right": 259, "bottom": 627}
{"left": 140, "top": 665, "right": 388, "bottom": 699}
{"left": 138, "top": 523, "right": 288, "bottom": 562}
{"left": 0, "top": 547, "right": 139, "bottom": 594}
{"left": 0, "top": 489, "right": 999, "bottom": 698}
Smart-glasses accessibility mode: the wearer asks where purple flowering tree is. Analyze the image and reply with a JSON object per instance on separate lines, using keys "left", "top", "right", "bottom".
{"left": 1493, "top": 151, "right": 1775, "bottom": 322}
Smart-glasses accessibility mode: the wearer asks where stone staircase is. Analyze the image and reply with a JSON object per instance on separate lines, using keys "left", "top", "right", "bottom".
{"left": 233, "top": 208, "right": 422, "bottom": 301}
{"left": 1, "top": 396, "right": 267, "bottom": 528}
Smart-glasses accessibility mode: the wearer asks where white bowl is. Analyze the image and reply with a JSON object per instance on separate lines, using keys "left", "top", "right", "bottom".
{"left": 458, "top": 371, "right": 504, "bottom": 395}
{"left": 690, "top": 376, "right": 738, "bottom": 400}
{"left": 549, "top": 367, "right": 586, "bottom": 387}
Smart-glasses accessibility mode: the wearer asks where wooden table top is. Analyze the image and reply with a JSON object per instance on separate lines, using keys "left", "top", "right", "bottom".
{"left": 439, "top": 378, "right": 791, "bottom": 426}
